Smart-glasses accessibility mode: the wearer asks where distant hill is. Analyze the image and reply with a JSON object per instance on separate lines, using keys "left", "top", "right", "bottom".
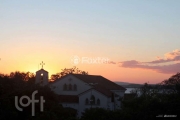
{"left": 115, "top": 81, "right": 156, "bottom": 88}
{"left": 115, "top": 82, "right": 143, "bottom": 88}
{"left": 114, "top": 81, "right": 131, "bottom": 85}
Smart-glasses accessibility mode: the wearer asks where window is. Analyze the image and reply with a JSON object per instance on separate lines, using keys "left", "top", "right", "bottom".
{"left": 69, "top": 84, "right": 72, "bottom": 90}
{"left": 40, "top": 76, "right": 43, "bottom": 84}
{"left": 90, "top": 95, "right": 95, "bottom": 104}
{"left": 97, "top": 99, "right": 100, "bottom": 105}
{"left": 63, "top": 84, "right": 67, "bottom": 90}
{"left": 74, "top": 84, "right": 77, "bottom": 91}
{"left": 85, "top": 98, "right": 89, "bottom": 105}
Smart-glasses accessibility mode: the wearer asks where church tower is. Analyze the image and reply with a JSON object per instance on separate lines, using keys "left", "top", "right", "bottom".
{"left": 35, "top": 61, "right": 49, "bottom": 86}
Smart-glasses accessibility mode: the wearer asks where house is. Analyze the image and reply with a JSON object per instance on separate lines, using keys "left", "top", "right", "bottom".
{"left": 35, "top": 68, "right": 126, "bottom": 117}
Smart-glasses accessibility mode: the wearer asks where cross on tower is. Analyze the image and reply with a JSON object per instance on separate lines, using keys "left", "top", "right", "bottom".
{"left": 40, "top": 61, "right": 45, "bottom": 69}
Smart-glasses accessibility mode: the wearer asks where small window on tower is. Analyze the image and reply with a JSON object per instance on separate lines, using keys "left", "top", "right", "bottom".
{"left": 40, "top": 74, "right": 43, "bottom": 84}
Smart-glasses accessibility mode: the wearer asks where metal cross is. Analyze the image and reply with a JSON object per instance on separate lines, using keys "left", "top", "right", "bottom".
{"left": 40, "top": 61, "right": 45, "bottom": 69}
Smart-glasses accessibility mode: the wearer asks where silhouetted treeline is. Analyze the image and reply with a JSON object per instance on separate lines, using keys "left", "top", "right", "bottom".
{"left": 50, "top": 66, "right": 88, "bottom": 81}
{"left": 0, "top": 71, "right": 180, "bottom": 120}
{"left": 0, "top": 71, "right": 77, "bottom": 120}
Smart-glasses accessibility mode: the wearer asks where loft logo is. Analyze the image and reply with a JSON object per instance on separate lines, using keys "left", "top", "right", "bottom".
{"left": 15, "top": 90, "right": 45, "bottom": 116}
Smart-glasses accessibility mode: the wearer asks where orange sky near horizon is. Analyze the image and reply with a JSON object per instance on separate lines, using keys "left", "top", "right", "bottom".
{"left": 0, "top": 34, "right": 178, "bottom": 84}
{"left": 0, "top": 54, "right": 173, "bottom": 84}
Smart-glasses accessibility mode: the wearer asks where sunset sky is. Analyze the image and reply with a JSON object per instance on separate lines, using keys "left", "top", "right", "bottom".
{"left": 0, "top": 0, "right": 180, "bottom": 84}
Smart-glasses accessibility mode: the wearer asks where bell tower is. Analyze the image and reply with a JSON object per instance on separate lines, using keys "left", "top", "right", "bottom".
{"left": 35, "top": 61, "right": 49, "bottom": 86}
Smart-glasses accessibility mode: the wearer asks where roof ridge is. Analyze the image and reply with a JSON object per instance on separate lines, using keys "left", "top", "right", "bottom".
{"left": 100, "top": 76, "right": 126, "bottom": 90}
{"left": 72, "top": 74, "right": 102, "bottom": 77}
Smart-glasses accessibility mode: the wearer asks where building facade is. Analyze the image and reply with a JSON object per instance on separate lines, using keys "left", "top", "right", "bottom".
{"left": 35, "top": 69, "right": 126, "bottom": 117}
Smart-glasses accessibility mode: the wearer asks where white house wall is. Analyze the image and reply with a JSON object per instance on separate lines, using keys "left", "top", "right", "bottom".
{"left": 51, "top": 74, "right": 92, "bottom": 95}
{"left": 111, "top": 90, "right": 125, "bottom": 109}
{"left": 48, "top": 74, "right": 126, "bottom": 117}
{"left": 107, "top": 98, "right": 115, "bottom": 110}
{"left": 78, "top": 89, "right": 110, "bottom": 117}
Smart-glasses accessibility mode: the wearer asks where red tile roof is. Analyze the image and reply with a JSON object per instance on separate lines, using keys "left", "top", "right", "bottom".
{"left": 59, "top": 95, "right": 79, "bottom": 103}
{"left": 78, "top": 86, "right": 112, "bottom": 97}
{"left": 73, "top": 74, "right": 126, "bottom": 97}
{"left": 73, "top": 74, "right": 126, "bottom": 91}
{"left": 94, "top": 85, "right": 112, "bottom": 97}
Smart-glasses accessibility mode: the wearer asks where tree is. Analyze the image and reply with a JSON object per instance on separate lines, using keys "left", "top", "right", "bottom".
{"left": 160, "top": 72, "right": 180, "bottom": 94}
{"left": 0, "top": 72, "right": 77, "bottom": 120}
{"left": 51, "top": 66, "right": 88, "bottom": 81}
{"left": 81, "top": 108, "right": 113, "bottom": 120}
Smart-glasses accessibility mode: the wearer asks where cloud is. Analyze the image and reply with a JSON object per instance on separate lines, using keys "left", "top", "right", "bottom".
{"left": 147, "top": 49, "right": 180, "bottom": 64}
{"left": 119, "top": 60, "right": 180, "bottom": 74}
{"left": 165, "top": 49, "right": 180, "bottom": 59}
{"left": 113, "top": 49, "right": 180, "bottom": 74}
{"left": 156, "top": 63, "right": 180, "bottom": 74}
{"left": 120, "top": 60, "right": 140, "bottom": 67}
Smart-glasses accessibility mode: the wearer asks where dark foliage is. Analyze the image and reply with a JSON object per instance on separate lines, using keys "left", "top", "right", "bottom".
{"left": 1, "top": 71, "right": 180, "bottom": 120}
{"left": 50, "top": 66, "right": 88, "bottom": 81}
{"left": 0, "top": 71, "right": 77, "bottom": 120}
